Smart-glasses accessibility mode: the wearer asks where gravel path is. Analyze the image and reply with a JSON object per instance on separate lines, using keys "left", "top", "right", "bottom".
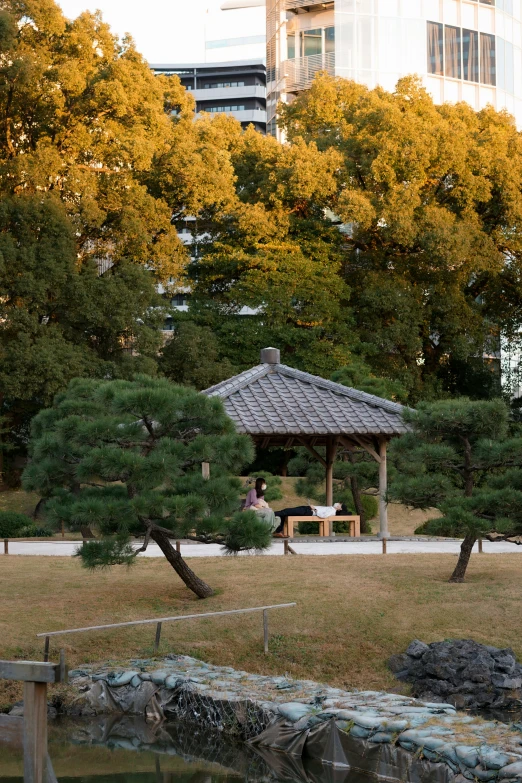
{"left": 2, "top": 539, "right": 522, "bottom": 557}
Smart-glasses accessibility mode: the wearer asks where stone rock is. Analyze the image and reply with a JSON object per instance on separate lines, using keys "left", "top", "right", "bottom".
{"left": 388, "top": 653, "right": 410, "bottom": 675}
{"left": 389, "top": 639, "right": 522, "bottom": 710}
{"left": 499, "top": 762, "right": 522, "bottom": 779}
{"left": 406, "top": 640, "right": 430, "bottom": 658}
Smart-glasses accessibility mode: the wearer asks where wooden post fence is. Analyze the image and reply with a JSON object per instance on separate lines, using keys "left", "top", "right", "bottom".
{"left": 38, "top": 603, "right": 296, "bottom": 660}
{"left": 0, "top": 654, "right": 67, "bottom": 783}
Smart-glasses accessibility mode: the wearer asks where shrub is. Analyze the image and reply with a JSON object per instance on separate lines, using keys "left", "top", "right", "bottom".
{"left": 362, "top": 495, "right": 378, "bottom": 520}
{"left": 19, "top": 525, "right": 53, "bottom": 538}
{"left": 0, "top": 511, "right": 32, "bottom": 537}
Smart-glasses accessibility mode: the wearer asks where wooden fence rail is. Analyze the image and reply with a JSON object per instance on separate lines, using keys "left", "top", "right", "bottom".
{"left": 37, "top": 602, "right": 297, "bottom": 661}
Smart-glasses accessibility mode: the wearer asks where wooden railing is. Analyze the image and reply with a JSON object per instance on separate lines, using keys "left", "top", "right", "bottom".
{"left": 37, "top": 603, "right": 297, "bottom": 661}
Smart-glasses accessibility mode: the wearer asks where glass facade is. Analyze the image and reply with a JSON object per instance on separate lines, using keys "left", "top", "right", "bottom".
{"left": 267, "top": 0, "right": 522, "bottom": 137}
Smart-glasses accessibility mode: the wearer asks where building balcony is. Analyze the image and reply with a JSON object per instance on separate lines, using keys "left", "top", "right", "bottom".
{"left": 196, "top": 108, "right": 267, "bottom": 124}
{"left": 285, "top": 0, "right": 334, "bottom": 11}
{"left": 191, "top": 85, "right": 266, "bottom": 102}
{"left": 281, "top": 52, "right": 335, "bottom": 92}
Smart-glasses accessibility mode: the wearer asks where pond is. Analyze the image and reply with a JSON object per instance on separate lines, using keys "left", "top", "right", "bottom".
{"left": 0, "top": 716, "right": 380, "bottom": 783}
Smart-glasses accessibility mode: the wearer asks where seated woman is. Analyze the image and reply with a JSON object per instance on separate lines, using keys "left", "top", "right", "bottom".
{"left": 244, "top": 477, "right": 277, "bottom": 532}
{"left": 273, "top": 502, "right": 347, "bottom": 537}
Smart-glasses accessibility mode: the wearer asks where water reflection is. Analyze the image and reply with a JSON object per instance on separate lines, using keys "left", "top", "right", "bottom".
{"left": 0, "top": 716, "right": 381, "bottom": 783}
{"left": 0, "top": 715, "right": 450, "bottom": 783}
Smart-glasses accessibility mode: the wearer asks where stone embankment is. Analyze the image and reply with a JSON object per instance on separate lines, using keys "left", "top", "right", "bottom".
{"left": 61, "top": 655, "right": 522, "bottom": 782}
{"left": 389, "top": 640, "right": 522, "bottom": 711}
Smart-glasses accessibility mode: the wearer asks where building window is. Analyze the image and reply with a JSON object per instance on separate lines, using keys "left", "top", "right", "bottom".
{"left": 287, "top": 32, "right": 295, "bottom": 59}
{"left": 462, "top": 29, "right": 479, "bottom": 83}
{"left": 203, "top": 81, "right": 245, "bottom": 89}
{"left": 427, "top": 22, "right": 496, "bottom": 87}
{"left": 427, "top": 22, "right": 443, "bottom": 75}
{"left": 207, "top": 105, "right": 246, "bottom": 112}
{"left": 300, "top": 28, "right": 322, "bottom": 57}
{"left": 325, "top": 26, "right": 335, "bottom": 54}
{"left": 445, "top": 26, "right": 461, "bottom": 79}
{"left": 480, "top": 33, "right": 496, "bottom": 85}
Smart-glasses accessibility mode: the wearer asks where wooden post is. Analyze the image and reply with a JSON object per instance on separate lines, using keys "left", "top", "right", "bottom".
{"left": 202, "top": 462, "right": 210, "bottom": 480}
{"left": 23, "top": 681, "right": 48, "bottom": 783}
{"left": 154, "top": 622, "right": 162, "bottom": 653}
{"left": 43, "top": 637, "right": 50, "bottom": 663}
{"left": 61, "top": 521, "right": 64, "bottom": 539}
{"left": 3, "top": 539, "right": 8, "bottom": 555}
{"left": 284, "top": 539, "right": 289, "bottom": 556}
{"left": 325, "top": 437, "right": 339, "bottom": 536}
{"left": 378, "top": 438, "right": 389, "bottom": 539}
{"left": 478, "top": 538, "right": 483, "bottom": 553}
{"left": 382, "top": 538, "right": 387, "bottom": 555}
{"left": 263, "top": 609, "right": 269, "bottom": 654}
{"left": 175, "top": 540, "right": 181, "bottom": 553}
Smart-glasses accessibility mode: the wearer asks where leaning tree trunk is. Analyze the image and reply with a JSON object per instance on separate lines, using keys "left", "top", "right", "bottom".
{"left": 346, "top": 453, "right": 368, "bottom": 533}
{"left": 150, "top": 528, "right": 214, "bottom": 599}
{"left": 449, "top": 532, "right": 477, "bottom": 583}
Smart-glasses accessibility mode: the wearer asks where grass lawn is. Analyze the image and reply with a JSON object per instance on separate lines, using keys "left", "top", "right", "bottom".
{"left": 1, "top": 551, "right": 521, "bottom": 709}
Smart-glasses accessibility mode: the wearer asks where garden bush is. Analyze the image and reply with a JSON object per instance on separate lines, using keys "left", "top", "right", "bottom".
{"left": 0, "top": 511, "right": 32, "bottom": 537}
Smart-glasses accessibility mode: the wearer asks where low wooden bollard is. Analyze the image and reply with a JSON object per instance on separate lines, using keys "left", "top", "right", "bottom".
{"left": 175, "top": 540, "right": 181, "bottom": 553}
{"left": 284, "top": 539, "right": 289, "bottom": 555}
{"left": 0, "top": 655, "right": 67, "bottom": 783}
{"left": 3, "top": 539, "right": 8, "bottom": 555}
{"left": 478, "top": 538, "right": 483, "bottom": 553}
{"left": 382, "top": 538, "right": 387, "bottom": 554}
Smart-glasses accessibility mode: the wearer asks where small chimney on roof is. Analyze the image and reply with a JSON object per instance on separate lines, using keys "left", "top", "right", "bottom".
{"left": 260, "top": 347, "right": 280, "bottom": 365}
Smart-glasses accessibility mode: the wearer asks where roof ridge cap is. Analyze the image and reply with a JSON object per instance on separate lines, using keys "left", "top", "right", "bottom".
{"left": 202, "top": 364, "right": 270, "bottom": 398}
{"left": 276, "top": 364, "right": 406, "bottom": 414}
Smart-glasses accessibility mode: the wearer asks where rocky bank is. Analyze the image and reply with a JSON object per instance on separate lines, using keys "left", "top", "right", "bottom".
{"left": 41, "top": 654, "right": 522, "bottom": 782}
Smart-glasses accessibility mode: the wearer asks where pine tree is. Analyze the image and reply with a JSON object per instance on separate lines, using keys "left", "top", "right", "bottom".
{"left": 22, "top": 376, "right": 272, "bottom": 598}
{"left": 389, "top": 399, "right": 522, "bottom": 582}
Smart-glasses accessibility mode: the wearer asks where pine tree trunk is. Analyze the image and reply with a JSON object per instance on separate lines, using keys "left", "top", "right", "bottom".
{"left": 350, "top": 475, "right": 368, "bottom": 534}
{"left": 347, "top": 452, "right": 368, "bottom": 533}
{"left": 150, "top": 528, "right": 214, "bottom": 598}
{"left": 449, "top": 532, "right": 476, "bottom": 583}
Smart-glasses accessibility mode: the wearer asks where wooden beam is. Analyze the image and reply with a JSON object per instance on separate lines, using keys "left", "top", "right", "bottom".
{"left": 325, "top": 436, "right": 339, "bottom": 533}
{"left": 297, "top": 437, "right": 327, "bottom": 468}
{"left": 0, "top": 661, "right": 61, "bottom": 684}
{"left": 348, "top": 434, "right": 382, "bottom": 463}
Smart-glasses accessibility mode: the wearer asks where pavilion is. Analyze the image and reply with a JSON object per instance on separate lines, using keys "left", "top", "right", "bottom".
{"left": 203, "top": 348, "right": 410, "bottom": 538}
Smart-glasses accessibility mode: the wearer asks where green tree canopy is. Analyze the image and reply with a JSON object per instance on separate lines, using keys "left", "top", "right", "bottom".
{"left": 0, "top": 194, "right": 163, "bottom": 482}
{"left": 159, "top": 320, "right": 234, "bottom": 391}
{"left": 279, "top": 74, "right": 522, "bottom": 399}
{"left": 389, "top": 398, "right": 522, "bottom": 581}
{"left": 22, "top": 376, "right": 272, "bottom": 598}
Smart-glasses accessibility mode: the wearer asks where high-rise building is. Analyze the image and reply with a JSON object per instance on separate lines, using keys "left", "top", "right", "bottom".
{"left": 151, "top": 61, "right": 267, "bottom": 133}
{"left": 266, "top": 0, "right": 522, "bottom": 136}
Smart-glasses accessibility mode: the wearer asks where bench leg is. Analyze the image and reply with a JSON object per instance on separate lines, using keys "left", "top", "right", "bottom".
{"left": 288, "top": 521, "right": 294, "bottom": 538}
{"left": 283, "top": 521, "right": 288, "bottom": 537}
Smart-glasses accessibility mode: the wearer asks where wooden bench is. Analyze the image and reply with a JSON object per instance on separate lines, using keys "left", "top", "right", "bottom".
{"left": 283, "top": 515, "right": 361, "bottom": 538}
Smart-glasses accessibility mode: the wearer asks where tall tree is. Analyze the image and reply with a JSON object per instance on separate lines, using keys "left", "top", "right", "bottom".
{"left": 0, "top": 194, "right": 164, "bottom": 483}
{"left": 22, "top": 376, "right": 271, "bottom": 598}
{"left": 0, "top": 0, "right": 191, "bottom": 280}
{"left": 389, "top": 399, "right": 522, "bottom": 582}
{"left": 158, "top": 118, "right": 354, "bottom": 375}
{"left": 279, "top": 74, "right": 521, "bottom": 400}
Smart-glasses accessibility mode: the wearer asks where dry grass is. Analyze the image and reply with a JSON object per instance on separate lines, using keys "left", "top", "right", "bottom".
{"left": 2, "top": 551, "right": 522, "bottom": 710}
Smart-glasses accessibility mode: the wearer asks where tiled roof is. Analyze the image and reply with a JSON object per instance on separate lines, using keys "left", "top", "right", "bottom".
{"left": 203, "top": 362, "right": 409, "bottom": 436}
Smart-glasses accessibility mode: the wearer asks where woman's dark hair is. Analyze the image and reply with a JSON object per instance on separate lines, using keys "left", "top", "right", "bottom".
{"left": 255, "top": 477, "right": 266, "bottom": 497}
